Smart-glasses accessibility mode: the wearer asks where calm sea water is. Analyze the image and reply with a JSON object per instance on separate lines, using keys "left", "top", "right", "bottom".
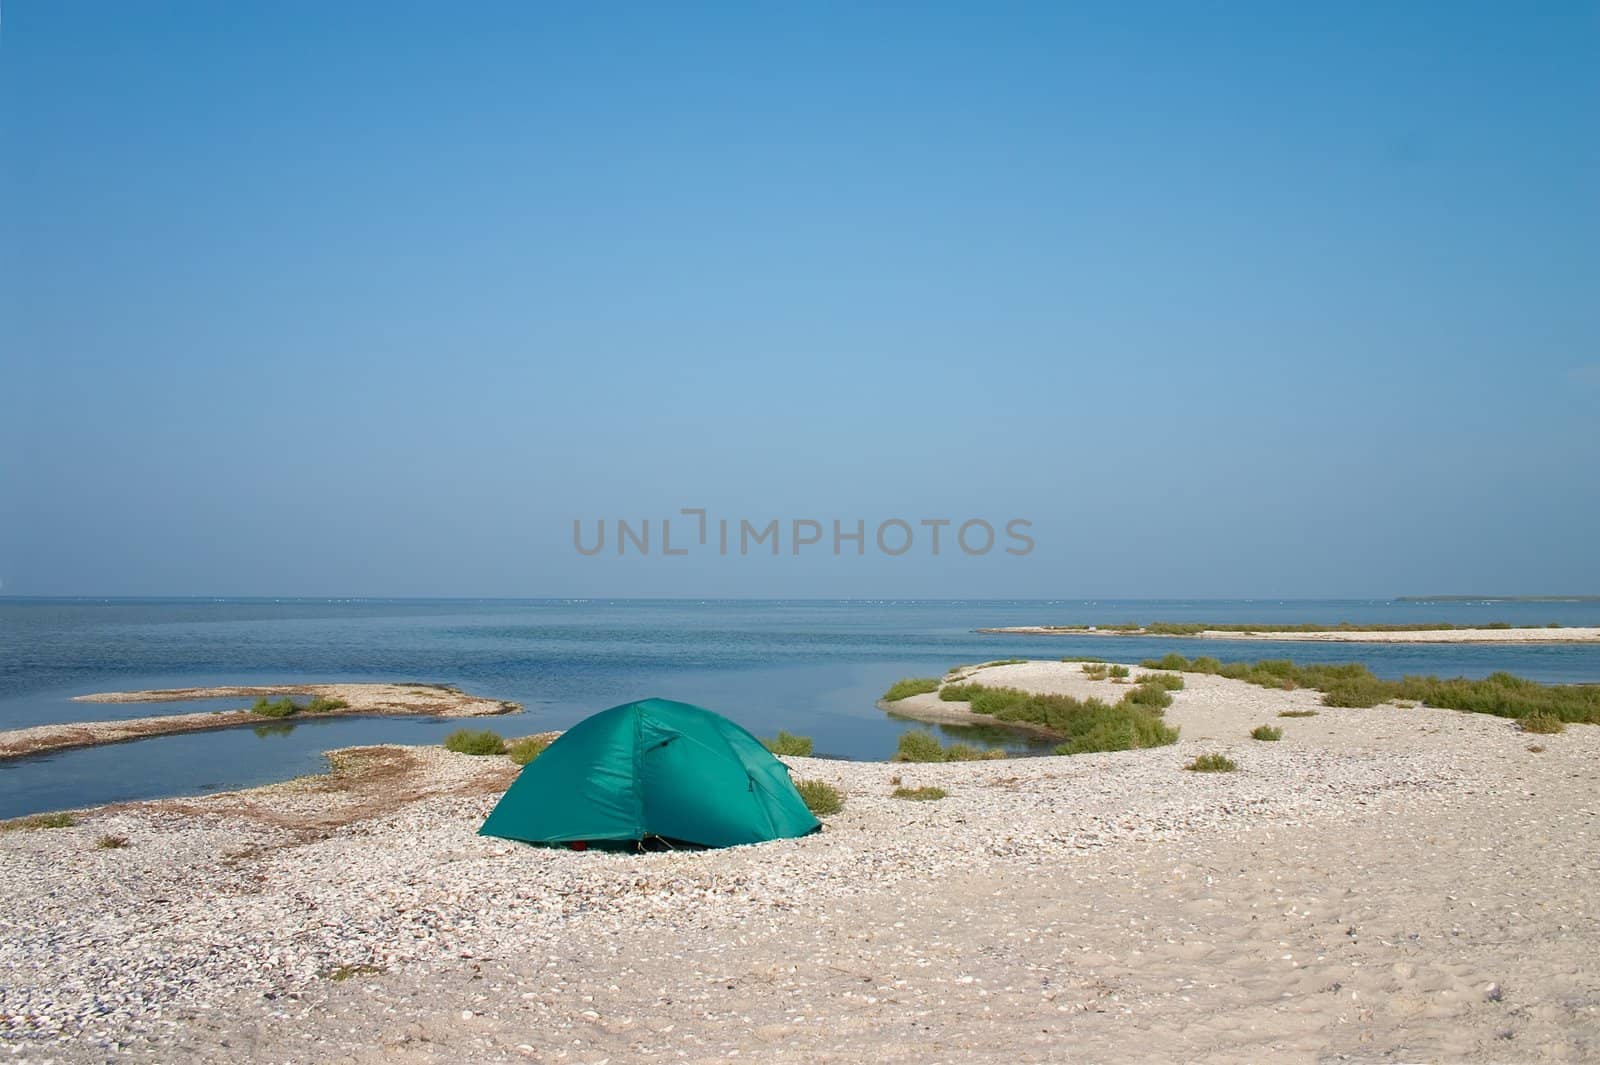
{"left": 4, "top": 597, "right": 1599, "bottom": 818}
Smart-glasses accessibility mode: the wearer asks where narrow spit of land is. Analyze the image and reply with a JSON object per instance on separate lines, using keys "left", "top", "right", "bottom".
{"left": 0, "top": 684, "right": 519, "bottom": 760}
{"left": 978, "top": 623, "right": 1600, "bottom": 643}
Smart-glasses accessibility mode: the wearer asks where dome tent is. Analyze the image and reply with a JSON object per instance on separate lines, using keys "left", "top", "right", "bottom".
{"left": 479, "top": 698, "right": 821, "bottom": 849}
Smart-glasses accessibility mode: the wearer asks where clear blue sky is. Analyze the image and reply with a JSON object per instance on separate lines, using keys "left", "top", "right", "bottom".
{"left": 2, "top": 2, "right": 1596, "bottom": 598}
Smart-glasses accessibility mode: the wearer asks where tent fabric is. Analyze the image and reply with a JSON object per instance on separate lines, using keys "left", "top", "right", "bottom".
{"left": 479, "top": 698, "right": 821, "bottom": 849}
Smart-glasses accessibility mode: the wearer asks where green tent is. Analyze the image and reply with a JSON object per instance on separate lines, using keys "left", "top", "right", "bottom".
{"left": 479, "top": 698, "right": 821, "bottom": 849}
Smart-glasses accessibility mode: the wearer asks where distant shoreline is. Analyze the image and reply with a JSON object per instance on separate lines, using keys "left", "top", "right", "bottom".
{"left": 0, "top": 683, "right": 519, "bottom": 760}
{"left": 979, "top": 625, "right": 1600, "bottom": 644}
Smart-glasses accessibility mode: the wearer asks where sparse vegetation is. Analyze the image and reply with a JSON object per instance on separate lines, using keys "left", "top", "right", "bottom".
{"left": 935, "top": 678, "right": 1180, "bottom": 756}
{"left": 1250, "top": 725, "right": 1283, "bottom": 741}
{"left": 250, "top": 697, "right": 301, "bottom": 718}
{"left": 1278, "top": 709, "right": 1319, "bottom": 718}
{"left": 795, "top": 778, "right": 844, "bottom": 816}
{"left": 1135, "top": 672, "right": 1185, "bottom": 691}
{"left": 1185, "top": 753, "right": 1238, "bottom": 773}
{"left": 326, "top": 963, "right": 386, "bottom": 982}
{"left": 1061, "top": 656, "right": 1106, "bottom": 664}
{"left": 1, "top": 812, "right": 77, "bottom": 832}
{"left": 443, "top": 728, "right": 506, "bottom": 755}
{"left": 892, "top": 786, "right": 948, "bottom": 801}
{"left": 1137, "top": 656, "right": 1600, "bottom": 725}
{"left": 507, "top": 736, "right": 551, "bottom": 765}
{"left": 882, "top": 677, "right": 940, "bottom": 702}
{"left": 1519, "top": 712, "right": 1564, "bottom": 735}
{"left": 1108, "top": 665, "right": 1130, "bottom": 679}
{"left": 762, "top": 730, "right": 815, "bottom": 757}
{"left": 249, "top": 694, "right": 349, "bottom": 718}
{"left": 1527, "top": 744, "right": 1546, "bottom": 753}
{"left": 892, "top": 730, "right": 1006, "bottom": 762}
{"left": 1048, "top": 620, "right": 1534, "bottom": 635}
{"left": 95, "top": 834, "right": 130, "bottom": 849}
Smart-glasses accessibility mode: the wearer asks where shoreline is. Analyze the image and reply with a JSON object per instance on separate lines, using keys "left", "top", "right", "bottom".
{"left": 3, "top": 662, "right": 1595, "bottom": 1059}
{"left": 978, "top": 624, "right": 1600, "bottom": 643}
{"left": 0, "top": 683, "right": 519, "bottom": 761}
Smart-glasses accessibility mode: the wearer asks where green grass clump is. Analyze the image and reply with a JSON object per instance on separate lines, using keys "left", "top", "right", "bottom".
{"left": 893, "top": 730, "right": 947, "bottom": 762}
{"left": 1278, "top": 709, "right": 1318, "bottom": 718}
{"left": 507, "top": 736, "right": 552, "bottom": 765}
{"left": 251, "top": 697, "right": 301, "bottom": 718}
{"left": 95, "top": 834, "right": 130, "bottom": 849}
{"left": 1250, "top": 725, "right": 1283, "bottom": 741}
{"left": 883, "top": 677, "right": 940, "bottom": 702}
{"left": 1108, "top": 665, "right": 1131, "bottom": 679}
{"left": 443, "top": 729, "right": 506, "bottom": 755}
{"left": 1518, "top": 712, "right": 1564, "bottom": 735}
{"left": 944, "top": 742, "right": 1008, "bottom": 761}
{"left": 1135, "top": 672, "right": 1185, "bottom": 691}
{"left": 762, "top": 730, "right": 815, "bottom": 757}
{"left": 939, "top": 680, "right": 1180, "bottom": 756}
{"left": 795, "top": 779, "right": 843, "bottom": 816}
{"left": 2, "top": 812, "right": 77, "bottom": 832}
{"left": 891, "top": 786, "right": 948, "bottom": 801}
{"left": 1125, "top": 682, "right": 1174, "bottom": 710}
{"left": 305, "top": 695, "right": 349, "bottom": 713}
{"left": 326, "top": 963, "right": 386, "bottom": 982}
{"left": 892, "top": 730, "right": 1005, "bottom": 762}
{"left": 1185, "top": 753, "right": 1238, "bottom": 773}
{"left": 939, "top": 683, "right": 983, "bottom": 702}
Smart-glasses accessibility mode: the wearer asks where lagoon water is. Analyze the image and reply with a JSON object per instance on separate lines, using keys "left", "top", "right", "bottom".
{"left": 4, "top": 597, "right": 1600, "bottom": 818}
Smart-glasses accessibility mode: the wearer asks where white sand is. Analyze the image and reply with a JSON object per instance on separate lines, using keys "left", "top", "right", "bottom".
{"left": 2, "top": 662, "right": 1596, "bottom": 1062}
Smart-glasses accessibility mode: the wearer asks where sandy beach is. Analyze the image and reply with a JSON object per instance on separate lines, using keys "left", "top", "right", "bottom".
{"left": 0, "top": 684, "right": 518, "bottom": 760}
{"left": 979, "top": 625, "right": 1600, "bottom": 643}
{"left": 2, "top": 660, "right": 1596, "bottom": 1061}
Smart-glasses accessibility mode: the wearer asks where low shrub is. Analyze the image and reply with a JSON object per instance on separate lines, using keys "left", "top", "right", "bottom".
{"left": 1135, "top": 672, "right": 1185, "bottom": 691}
{"left": 507, "top": 736, "right": 551, "bottom": 765}
{"left": 943, "top": 681, "right": 1180, "bottom": 756}
{"left": 892, "top": 786, "right": 947, "bottom": 801}
{"left": 892, "top": 730, "right": 1005, "bottom": 762}
{"left": 1519, "top": 712, "right": 1564, "bottom": 735}
{"left": 882, "top": 678, "right": 940, "bottom": 702}
{"left": 893, "top": 730, "right": 947, "bottom": 762}
{"left": 944, "top": 742, "right": 1008, "bottom": 761}
{"left": 795, "top": 779, "right": 843, "bottom": 816}
{"left": 1125, "top": 682, "right": 1173, "bottom": 710}
{"left": 443, "top": 729, "right": 506, "bottom": 755}
{"left": 1250, "top": 725, "right": 1283, "bottom": 741}
{"left": 762, "top": 730, "right": 815, "bottom": 757}
{"left": 1185, "top": 753, "right": 1238, "bottom": 773}
{"left": 306, "top": 695, "right": 349, "bottom": 713}
{"left": 251, "top": 697, "right": 300, "bottom": 718}
{"left": 1108, "top": 665, "right": 1130, "bottom": 679}
{"left": 1278, "top": 710, "right": 1318, "bottom": 718}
